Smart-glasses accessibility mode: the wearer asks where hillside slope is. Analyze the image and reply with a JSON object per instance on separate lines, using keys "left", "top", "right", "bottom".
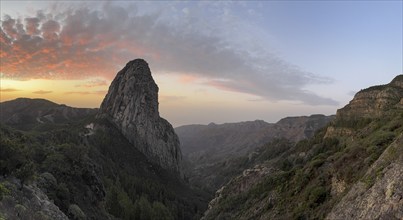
{"left": 0, "top": 98, "right": 97, "bottom": 131}
{"left": 177, "top": 115, "right": 333, "bottom": 162}
{"left": 176, "top": 115, "right": 333, "bottom": 193}
{"left": 203, "top": 75, "right": 403, "bottom": 219}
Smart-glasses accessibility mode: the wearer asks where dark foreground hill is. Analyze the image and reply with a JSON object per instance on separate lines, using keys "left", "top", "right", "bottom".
{"left": 0, "top": 98, "right": 97, "bottom": 131}
{"left": 202, "top": 75, "right": 403, "bottom": 220}
{"left": 0, "top": 59, "right": 208, "bottom": 220}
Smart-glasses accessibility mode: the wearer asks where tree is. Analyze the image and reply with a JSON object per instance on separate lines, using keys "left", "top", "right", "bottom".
{"left": 137, "top": 195, "right": 152, "bottom": 220}
{"left": 14, "top": 161, "right": 35, "bottom": 190}
{"left": 152, "top": 201, "right": 174, "bottom": 220}
{"left": 106, "top": 185, "right": 124, "bottom": 217}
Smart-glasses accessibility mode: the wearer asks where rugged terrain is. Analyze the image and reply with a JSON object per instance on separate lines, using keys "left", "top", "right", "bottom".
{"left": 177, "top": 115, "right": 333, "bottom": 162}
{"left": 1, "top": 60, "right": 401, "bottom": 219}
{"left": 176, "top": 115, "right": 333, "bottom": 192}
{"left": 202, "top": 75, "right": 403, "bottom": 219}
{"left": 0, "top": 59, "right": 207, "bottom": 220}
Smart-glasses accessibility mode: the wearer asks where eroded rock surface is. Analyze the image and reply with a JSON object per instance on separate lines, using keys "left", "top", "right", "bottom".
{"left": 98, "top": 59, "right": 182, "bottom": 174}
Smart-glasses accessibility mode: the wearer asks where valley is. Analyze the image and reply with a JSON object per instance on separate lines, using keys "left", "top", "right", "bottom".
{"left": 0, "top": 59, "right": 402, "bottom": 220}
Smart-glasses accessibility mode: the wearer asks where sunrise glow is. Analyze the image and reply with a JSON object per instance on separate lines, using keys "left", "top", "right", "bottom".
{"left": 1, "top": 1, "right": 402, "bottom": 126}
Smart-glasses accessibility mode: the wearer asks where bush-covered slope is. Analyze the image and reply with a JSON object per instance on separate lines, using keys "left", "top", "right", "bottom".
{"left": 203, "top": 75, "right": 403, "bottom": 220}
{"left": 0, "top": 116, "right": 209, "bottom": 220}
{"left": 177, "top": 115, "right": 333, "bottom": 194}
{"left": 0, "top": 98, "right": 97, "bottom": 131}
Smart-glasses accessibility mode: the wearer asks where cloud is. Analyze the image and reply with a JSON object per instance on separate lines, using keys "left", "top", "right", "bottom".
{"left": 0, "top": 88, "right": 20, "bottom": 92}
{"left": 160, "top": 95, "right": 187, "bottom": 102}
{"left": 178, "top": 75, "right": 199, "bottom": 84}
{"left": 33, "top": 90, "right": 52, "bottom": 94}
{"left": 0, "top": 2, "right": 337, "bottom": 105}
{"left": 75, "top": 79, "right": 108, "bottom": 88}
{"left": 64, "top": 90, "right": 107, "bottom": 95}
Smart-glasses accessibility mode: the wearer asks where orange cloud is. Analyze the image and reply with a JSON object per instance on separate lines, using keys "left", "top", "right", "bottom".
{"left": 0, "top": 3, "right": 337, "bottom": 105}
{"left": 75, "top": 79, "right": 108, "bottom": 88}
{"left": 33, "top": 90, "right": 52, "bottom": 94}
{"left": 0, "top": 88, "right": 20, "bottom": 92}
{"left": 179, "top": 75, "right": 199, "bottom": 84}
{"left": 0, "top": 7, "right": 157, "bottom": 80}
{"left": 64, "top": 90, "right": 107, "bottom": 95}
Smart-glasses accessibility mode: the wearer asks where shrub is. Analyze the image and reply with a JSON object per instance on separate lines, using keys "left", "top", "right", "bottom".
{"left": 362, "top": 174, "right": 375, "bottom": 188}
{"left": 307, "top": 186, "right": 328, "bottom": 207}
{"left": 310, "top": 158, "right": 325, "bottom": 168}
{"left": 152, "top": 201, "right": 174, "bottom": 220}
{"left": 371, "top": 131, "right": 395, "bottom": 147}
{"left": 334, "top": 117, "right": 372, "bottom": 129}
{"left": 323, "top": 138, "right": 339, "bottom": 149}
{"left": 14, "top": 161, "right": 35, "bottom": 189}
{"left": 0, "top": 183, "right": 10, "bottom": 200}
{"left": 68, "top": 204, "right": 86, "bottom": 220}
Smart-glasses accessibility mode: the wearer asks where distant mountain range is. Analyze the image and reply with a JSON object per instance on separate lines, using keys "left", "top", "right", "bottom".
{"left": 176, "top": 115, "right": 334, "bottom": 162}
{"left": 175, "top": 115, "right": 334, "bottom": 192}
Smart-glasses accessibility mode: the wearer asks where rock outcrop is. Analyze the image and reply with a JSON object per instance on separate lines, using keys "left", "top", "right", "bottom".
{"left": 0, "top": 178, "right": 69, "bottom": 220}
{"left": 337, "top": 75, "right": 403, "bottom": 119}
{"left": 326, "top": 134, "right": 403, "bottom": 220}
{"left": 325, "top": 74, "right": 403, "bottom": 138}
{"left": 97, "top": 59, "right": 182, "bottom": 174}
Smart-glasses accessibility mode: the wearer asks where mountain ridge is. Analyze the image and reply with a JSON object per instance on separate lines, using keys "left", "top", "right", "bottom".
{"left": 176, "top": 114, "right": 334, "bottom": 193}
{"left": 202, "top": 74, "right": 403, "bottom": 219}
{"left": 0, "top": 97, "right": 97, "bottom": 130}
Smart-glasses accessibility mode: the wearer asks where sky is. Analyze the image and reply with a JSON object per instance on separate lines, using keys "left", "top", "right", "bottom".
{"left": 0, "top": 1, "right": 402, "bottom": 127}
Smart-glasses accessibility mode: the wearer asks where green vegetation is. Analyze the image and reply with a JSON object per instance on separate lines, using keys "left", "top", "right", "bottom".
{"left": 204, "top": 99, "right": 403, "bottom": 220}
{"left": 186, "top": 138, "right": 294, "bottom": 195}
{"left": 0, "top": 118, "right": 208, "bottom": 219}
{"left": 0, "top": 183, "right": 10, "bottom": 200}
{"left": 333, "top": 117, "right": 372, "bottom": 129}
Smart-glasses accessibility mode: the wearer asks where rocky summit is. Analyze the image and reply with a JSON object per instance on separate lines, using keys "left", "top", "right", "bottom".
{"left": 97, "top": 59, "right": 182, "bottom": 174}
{"left": 337, "top": 75, "right": 403, "bottom": 119}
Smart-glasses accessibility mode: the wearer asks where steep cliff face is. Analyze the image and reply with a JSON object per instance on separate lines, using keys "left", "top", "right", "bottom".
{"left": 325, "top": 75, "right": 403, "bottom": 138}
{"left": 327, "top": 134, "right": 403, "bottom": 220}
{"left": 274, "top": 114, "right": 335, "bottom": 142}
{"left": 97, "top": 59, "right": 182, "bottom": 174}
{"left": 337, "top": 75, "right": 403, "bottom": 119}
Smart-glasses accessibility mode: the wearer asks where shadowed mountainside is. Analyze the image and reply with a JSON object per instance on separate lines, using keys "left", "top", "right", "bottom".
{"left": 176, "top": 115, "right": 334, "bottom": 192}
{"left": 0, "top": 98, "right": 97, "bottom": 131}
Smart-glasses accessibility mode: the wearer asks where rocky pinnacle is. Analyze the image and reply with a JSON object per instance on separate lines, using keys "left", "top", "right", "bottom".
{"left": 98, "top": 59, "right": 182, "bottom": 174}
